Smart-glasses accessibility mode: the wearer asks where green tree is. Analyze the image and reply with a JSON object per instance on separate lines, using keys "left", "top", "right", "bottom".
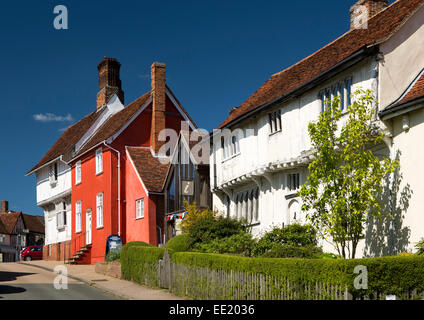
{"left": 299, "top": 89, "right": 399, "bottom": 259}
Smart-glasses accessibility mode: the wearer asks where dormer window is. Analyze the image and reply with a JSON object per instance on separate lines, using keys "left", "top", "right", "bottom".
{"left": 268, "top": 110, "right": 282, "bottom": 134}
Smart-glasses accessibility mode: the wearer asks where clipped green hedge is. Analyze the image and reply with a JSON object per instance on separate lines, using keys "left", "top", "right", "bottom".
{"left": 120, "top": 244, "right": 424, "bottom": 299}
{"left": 164, "top": 234, "right": 193, "bottom": 252}
{"left": 123, "top": 241, "right": 153, "bottom": 248}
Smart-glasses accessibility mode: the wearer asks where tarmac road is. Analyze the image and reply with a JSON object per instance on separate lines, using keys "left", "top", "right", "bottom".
{"left": 0, "top": 262, "right": 118, "bottom": 300}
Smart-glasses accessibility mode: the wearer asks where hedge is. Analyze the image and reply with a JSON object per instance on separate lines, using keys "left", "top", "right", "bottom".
{"left": 120, "top": 245, "right": 424, "bottom": 299}
{"left": 164, "top": 234, "right": 193, "bottom": 252}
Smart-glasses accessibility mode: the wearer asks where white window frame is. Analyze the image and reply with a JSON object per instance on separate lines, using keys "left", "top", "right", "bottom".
{"left": 136, "top": 198, "right": 144, "bottom": 219}
{"left": 56, "top": 202, "right": 67, "bottom": 230}
{"left": 269, "top": 110, "right": 282, "bottom": 134}
{"left": 75, "top": 201, "right": 82, "bottom": 233}
{"left": 96, "top": 192, "right": 103, "bottom": 229}
{"left": 75, "top": 161, "right": 81, "bottom": 185}
{"left": 95, "top": 148, "right": 103, "bottom": 175}
{"left": 49, "top": 162, "right": 58, "bottom": 185}
{"left": 288, "top": 173, "right": 301, "bottom": 191}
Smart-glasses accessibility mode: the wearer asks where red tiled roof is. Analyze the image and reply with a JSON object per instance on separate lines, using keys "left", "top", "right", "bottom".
{"left": 0, "top": 212, "right": 21, "bottom": 234}
{"left": 23, "top": 214, "right": 45, "bottom": 234}
{"left": 384, "top": 71, "right": 424, "bottom": 111}
{"left": 75, "top": 91, "right": 152, "bottom": 157}
{"left": 126, "top": 147, "right": 170, "bottom": 193}
{"left": 0, "top": 219, "right": 7, "bottom": 234}
{"left": 218, "top": 0, "right": 424, "bottom": 128}
{"left": 27, "top": 110, "right": 102, "bottom": 174}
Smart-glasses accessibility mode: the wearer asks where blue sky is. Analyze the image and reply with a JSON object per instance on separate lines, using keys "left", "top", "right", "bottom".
{"left": 0, "top": 0, "right": 395, "bottom": 216}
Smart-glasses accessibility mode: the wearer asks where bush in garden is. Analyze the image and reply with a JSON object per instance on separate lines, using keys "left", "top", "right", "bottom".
{"left": 180, "top": 200, "right": 215, "bottom": 233}
{"left": 105, "top": 250, "right": 121, "bottom": 262}
{"left": 252, "top": 224, "right": 318, "bottom": 257}
{"left": 262, "top": 244, "right": 323, "bottom": 259}
{"left": 192, "top": 232, "right": 255, "bottom": 256}
{"left": 415, "top": 238, "right": 424, "bottom": 255}
{"left": 164, "top": 234, "right": 193, "bottom": 252}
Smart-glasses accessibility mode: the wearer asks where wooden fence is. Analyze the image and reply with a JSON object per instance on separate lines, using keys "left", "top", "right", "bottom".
{"left": 135, "top": 250, "right": 424, "bottom": 300}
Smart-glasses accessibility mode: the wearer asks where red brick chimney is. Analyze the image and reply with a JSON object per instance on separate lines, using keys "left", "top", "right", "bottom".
{"left": 150, "top": 62, "right": 166, "bottom": 155}
{"left": 350, "top": 0, "right": 388, "bottom": 29}
{"left": 1, "top": 200, "right": 8, "bottom": 212}
{"left": 96, "top": 57, "right": 125, "bottom": 109}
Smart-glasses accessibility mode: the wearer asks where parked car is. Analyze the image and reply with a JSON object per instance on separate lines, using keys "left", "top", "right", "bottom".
{"left": 20, "top": 246, "right": 43, "bottom": 261}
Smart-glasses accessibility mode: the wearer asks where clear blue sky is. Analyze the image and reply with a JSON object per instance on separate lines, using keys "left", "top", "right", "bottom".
{"left": 0, "top": 0, "right": 396, "bottom": 216}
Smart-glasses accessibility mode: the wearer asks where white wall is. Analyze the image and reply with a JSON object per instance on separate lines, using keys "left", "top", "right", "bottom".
{"left": 35, "top": 160, "right": 71, "bottom": 205}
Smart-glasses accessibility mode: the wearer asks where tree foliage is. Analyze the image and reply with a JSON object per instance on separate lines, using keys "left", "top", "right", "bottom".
{"left": 299, "top": 89, "right": 399, "bottom": 259}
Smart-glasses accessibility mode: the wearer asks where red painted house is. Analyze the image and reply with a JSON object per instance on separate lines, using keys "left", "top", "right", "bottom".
{"left": 60, "top": 58, "right": 197, "bottom": 264}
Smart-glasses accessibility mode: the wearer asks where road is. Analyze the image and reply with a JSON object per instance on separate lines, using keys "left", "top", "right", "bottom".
{"left": 0, "top": 262, "right": 118, "bottom": 300}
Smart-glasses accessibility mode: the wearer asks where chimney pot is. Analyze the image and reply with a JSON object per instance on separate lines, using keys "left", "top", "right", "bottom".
{"left": 350, "top": 0, "right": 388, "bottom": 30}
{"left": 1, "top": 200, "right": 9, "bottom": 212}
{"left": 96, "top": 57, "right": 125, "bottom": 109}
{"left": 150, "top": 62, "right": 167, "bottom": 155}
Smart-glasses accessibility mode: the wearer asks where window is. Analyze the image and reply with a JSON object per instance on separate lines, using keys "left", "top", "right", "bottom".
{"left": 268, "top": 110, "right": 282, "bottom": 134}
{"left": 320, "top": 76, "right": 352, "bottom": 111}
{"left": 56, "top": 202, "right": 67, "bottom": 230}
{"left": 136, "top": 198, "right": 144, "bottom": 219}
{"left": 75, "top": 201, "right": 81, "bottom": 233}
{"left": 234, "top": 187, "right": 259, "bottom": 223}
{"left": 288, "top": 173, "right": 301, "bottom": 191}
{"left": 96, "top": 148, "right": 103, "bottom": 175}
{"left": 0, "top": 234, "right": 5, "bottom": 243}
{"left": 221, "top": 134, "right": 240, "bottom": 161}
{"left": 49, "top": 162, "right": 58, "bottom": 185}
{"left": 96, "top": 193, "right": 103, "bottom": 228}
{"left": 75, "top": 161, "right": 81, "bottom": 185}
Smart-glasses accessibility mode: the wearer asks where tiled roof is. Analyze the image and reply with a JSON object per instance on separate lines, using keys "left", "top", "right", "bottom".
{"left": 383, "top": 71, "right": 424, "bottom": 112}
{"left": 126, "top": 146, "right": 170, "bottom": 193}
{"left": 22, "top": 214, "right": 45, "bottom": 234}
{"left": 0, "top": 219, "right": 7, "bottom": 234}
{"left": 218, "top": 0, "right": 424, "bottom": 128}
{"left": 0, "top": 212, "right": 21, "bottom": 234}
{"left": 27, "top": 110, "right": 102, "bottom": 174}
{"left": 74, "top": 91, "right": 152, "bottom": 157}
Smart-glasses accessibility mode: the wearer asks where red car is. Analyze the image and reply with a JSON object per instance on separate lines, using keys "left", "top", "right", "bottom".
{"left": 21, "top": 246, "right": 43, "bottom": 261}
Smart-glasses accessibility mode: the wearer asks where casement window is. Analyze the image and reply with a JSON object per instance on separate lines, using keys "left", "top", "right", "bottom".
{"left": 0, "top": 234, "right": 5, "bottom": 243}
{"left": 136, "top": 198, "right": 144, "bottom": 219}
{"left": 75, "top": 161, "right": 81, "bottom": 185}
{"left": 75, "top": 201, "right": 82, "bottom": 233}
{"left": 95, "top": 148, "right": 103, "bottom": 175}
{"left": 288, "top": 173, "right": 301, "bottom": 191}
{"left": 49, "top": 162, "right": 58, "bottom": 185}
{"left": 320, "top": 76, "right": 353, "bottom": 112}
{"left": 96, "top": 193, "right": 103, "bottom": 228}
{"left": 56, "top": 202, "right": 67, "bottom": 230}
{"left": 234, "top": 187, "right": 259, "bottom": 223}
{"left": 221, "top": 134, "right": 240, "bottom": 161}
{"left": 268, "top": 110, "right": 282, "bottom": 134}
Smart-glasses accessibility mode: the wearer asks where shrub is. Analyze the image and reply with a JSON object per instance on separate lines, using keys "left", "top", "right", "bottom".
{"left": 124, "top": 241, "right": 153, "bottom": 248}
{"left": 164, "top": 234, "right": 193, "bottom": 252}
{"left": 321, "top": 252, "right": 340, "bottom": 259}
{"left": 253, "top": 224, "right": 318, "bottom": 257}
{"left": 262, "top": 244, "right": 323, "bottom": 259}
{"left": 187, "top": 213, "right": 245, "bottom": 245}
{"left": 180, "top": 200, "right": 215, "bottom": 232}
{"left": 192, "top": 232, "right": 255, "bottom": 256}
{"left": 415, "top": 238, "right": 424, "bottom": 255}
{"left": 105, "top": 250, "right": 121, "bottom": 262}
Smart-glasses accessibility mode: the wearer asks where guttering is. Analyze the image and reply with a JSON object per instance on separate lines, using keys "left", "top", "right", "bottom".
{"left": 221, "top": 46, "right": 378, "bottom": 129}
{"left": 103, "top": 141, "right": 121, "bottom": 237}
{"left": 379, "top": 96, "right": 424, "bottom": 120}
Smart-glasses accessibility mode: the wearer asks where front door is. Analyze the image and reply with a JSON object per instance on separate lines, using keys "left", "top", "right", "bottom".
{"left": 86, "top": 210, "right": 92, "bottom": 245}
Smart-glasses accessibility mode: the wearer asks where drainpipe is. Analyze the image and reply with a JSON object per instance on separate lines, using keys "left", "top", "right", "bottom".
{"left": 103, "top": 141, "right": 121, "bottom": 236}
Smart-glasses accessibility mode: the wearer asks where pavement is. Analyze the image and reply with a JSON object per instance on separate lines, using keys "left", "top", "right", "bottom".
{"left": 0, "top": 262, "right": 116, "bottom": 300}
{"left": 16, "top": 260, "right": 187, "bottom": 300}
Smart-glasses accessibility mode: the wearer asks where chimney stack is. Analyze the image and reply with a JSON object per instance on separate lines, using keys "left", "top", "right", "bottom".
{"left": 350, "top": 0, "right": 388, "bottom": 29}
{"left": 1, "top": 200, "right": 8, "bottom": 212}
{"left": 96, "top": 57, "right": 125, "bottom": 109}
{"left": 150, "top": 62, "right": 166, "bottom": 155}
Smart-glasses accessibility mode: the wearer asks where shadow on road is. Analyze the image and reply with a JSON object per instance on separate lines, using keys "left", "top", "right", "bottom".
{"left": 0, "top": 285, "right": 26, "bottom": 296}
{"left": 0, "top": 271, "right": 35, "bottom": 282}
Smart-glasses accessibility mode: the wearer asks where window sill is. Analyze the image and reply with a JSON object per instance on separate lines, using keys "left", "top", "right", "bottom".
{"left": 136, "top": 216, "right": 145, "bottom": 220}
{"left": 75, "top": 182, "right": 81, "bottom": 186}
{"left": 75, "top": 231, "right": 81, "bottom": 234}
{"left": 96, "top": 226, "right": 104, "bottom": 230}
{"left": 269, "top": 130, "right": 282, "bottom": 137}
{"left": 222, "top": 152, "right": 241, "bottom": 164}
{"left": 96, "top": 171, "right": 103, "bottom": 176}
